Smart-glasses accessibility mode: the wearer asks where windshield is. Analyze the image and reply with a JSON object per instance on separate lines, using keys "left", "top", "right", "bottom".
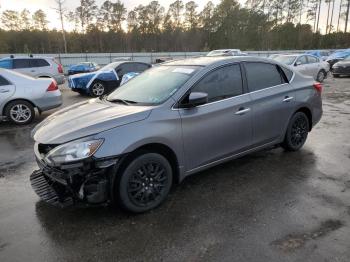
{"left": 107, "top": 65, "right": 200, "bottom": 106}
{"left": 344, "top": 55, "right": 350, "bottom": 61}
{"left": 274, "top": 55, "right": 297, "bottom": 65}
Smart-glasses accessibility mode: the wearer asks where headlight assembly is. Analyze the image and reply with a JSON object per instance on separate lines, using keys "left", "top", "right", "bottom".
{"left": 45, "top": 139, "right": 104, "bottom": 164}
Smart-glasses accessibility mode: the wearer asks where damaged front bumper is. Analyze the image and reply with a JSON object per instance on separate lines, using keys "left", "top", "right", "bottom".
{"left": 30, "top": 143, "right": 119, "bottom": 208}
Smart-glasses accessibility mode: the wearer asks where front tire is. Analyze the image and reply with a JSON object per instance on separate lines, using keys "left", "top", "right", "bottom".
{"left": 116, "top": 153, "right": 173, "bottom": 213}
{"left": 282, "top": 112, "right": 309, "bottom": 151}
{"left": 89, "top": 81, "right": 106, "bottom": 97}
{"left": 4, "top": 100, "right": 35, "bottom": 125}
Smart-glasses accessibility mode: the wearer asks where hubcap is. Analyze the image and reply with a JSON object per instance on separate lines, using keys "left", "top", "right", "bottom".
{"left": 127, "top": 162, "right": 168, "bottom": 207}
{"left": 92, "top": 83, "right": 104, "bottom": 96}
{"left": 291, "top": 116, "right": 308, "bottom": 147}
{"left": 10, "top": 104, "right": 31, "bottom": 123}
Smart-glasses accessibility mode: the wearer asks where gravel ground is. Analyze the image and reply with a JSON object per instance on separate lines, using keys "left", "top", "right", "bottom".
{"left": 0, "top": 76, "right": 350, "bottom": 262}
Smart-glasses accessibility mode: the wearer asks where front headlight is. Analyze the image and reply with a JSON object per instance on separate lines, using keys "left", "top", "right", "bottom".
{"left": 45, "top": 139, "right": 104, "bottom": 164}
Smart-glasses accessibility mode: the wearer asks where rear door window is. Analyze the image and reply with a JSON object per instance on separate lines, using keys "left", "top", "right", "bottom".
{"left": 0, "top": 59, "right": 13, "bottom": 69}
{"left": 307, "top": 56, "right": 319, "bottom": 64}
{"left": 13, "top": 59, "right": 31, "bottom": 69}
{"left": 191, "top": 64, "right": 243, "bottom": 103}
{"left": 30, "top": 59, "right": 50, "bottom": 67}
{"left": 0, "top": 75, "right": 11, "bottom": 86}
{"left": 245, "top": 62, "right": 285, "bottom": 92}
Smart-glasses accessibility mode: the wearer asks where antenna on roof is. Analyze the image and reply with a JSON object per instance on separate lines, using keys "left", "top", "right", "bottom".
{"left": 10, "top": 55, "right": 14, "bottom": 58}
{"left": 29, "top": 54, "right": 33, "bottom": 58}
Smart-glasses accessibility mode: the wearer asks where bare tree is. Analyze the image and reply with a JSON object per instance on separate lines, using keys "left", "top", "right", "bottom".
{"left": 345, "top": 0, "right": 350, "bottom": 32}
{"left": 53, "top": 0, "right": 68, "bottom": 53}
{"left": 337, "top": 0, "right": 343, "bottom": 31}
{"left": 328, "top": 0, "right": 335, "bottom": 33}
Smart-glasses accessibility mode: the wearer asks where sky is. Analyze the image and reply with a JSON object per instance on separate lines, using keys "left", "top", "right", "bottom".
{"left": 0, "top": 0, "right": 346, "bottom": 33}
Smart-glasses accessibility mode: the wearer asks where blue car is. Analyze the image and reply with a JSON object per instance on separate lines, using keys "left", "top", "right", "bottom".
{"left": 67, "top": 62, "right": 100, "bottom": 75}
{"left": 326, "top": 49, "right": 350, "bottom": 68}
{"left": 305, "top": 50, "right": 331, "bottom": 61}
{"left": 68, "top": 61, "right": 151, "bottom": 97}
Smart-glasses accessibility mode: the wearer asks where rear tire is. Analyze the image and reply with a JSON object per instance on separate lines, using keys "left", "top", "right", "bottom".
{"left": 4, "top": 100, "right": 35, "bottom": 125}
{"left": 316, "top": 70, "right": 326, "bottom": 82}
{"left": 89, "top": 81, "right": 106, "bottom": 97}
{"left": 282, "top": 112, "right": 309, "bottom": 152}
{"left": 116, "top": 153, "right": 173, "bottom": 213}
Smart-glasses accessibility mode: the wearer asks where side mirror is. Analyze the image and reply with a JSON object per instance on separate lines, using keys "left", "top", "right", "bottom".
{"left": 184, "top": 92, "right": 208, "bottom": 108}
{"left": 295, "top": 61, "right": 301, "bottom": 66}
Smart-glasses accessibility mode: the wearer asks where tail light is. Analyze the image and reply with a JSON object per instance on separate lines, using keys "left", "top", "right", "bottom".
{"left": 47, "top": 81, "right": 58, "bottom": 91}
{"left": 57, "top": 64, "right": 64, "bottom": 74}
{"left": 313, "top": 82, "right": 322, "bottom": 93}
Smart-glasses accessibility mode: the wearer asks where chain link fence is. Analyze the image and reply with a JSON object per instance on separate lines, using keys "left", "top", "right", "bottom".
{"left": 0, "top": 50, "right": 323, "bottom": 73}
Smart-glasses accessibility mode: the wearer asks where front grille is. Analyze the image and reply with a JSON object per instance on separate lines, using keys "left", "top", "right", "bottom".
{"left": 38, "top": 143, "right": 59, "bottom": 155}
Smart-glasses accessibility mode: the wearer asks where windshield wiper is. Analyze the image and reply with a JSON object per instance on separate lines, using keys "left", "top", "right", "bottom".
{"left": 106, "top": 98, "right": 138, "bottom": 105}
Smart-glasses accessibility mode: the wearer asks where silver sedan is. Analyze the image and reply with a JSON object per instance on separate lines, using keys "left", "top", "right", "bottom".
{"left": 273, "top": 54, "right": 330, "bottom": 82}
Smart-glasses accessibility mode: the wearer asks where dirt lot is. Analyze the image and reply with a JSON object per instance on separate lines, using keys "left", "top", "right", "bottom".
{"left": 0, "top": 77, "right": 350, "bottom": 262}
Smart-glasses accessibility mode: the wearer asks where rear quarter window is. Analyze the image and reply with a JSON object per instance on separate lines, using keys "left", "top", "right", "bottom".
{"left": 280, "top": 66, "right": 294, "bottom": 82}
{"left": 245, "top": 62, "right": 286, "bottom": 92}
{"left": 0, "top": 75, "right": 11, "bottom": 86}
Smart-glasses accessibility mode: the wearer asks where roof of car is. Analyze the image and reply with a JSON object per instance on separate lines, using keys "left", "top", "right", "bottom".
{"left": 0, "top": 56, "right": 53, "bottom": 60}
{"left": 163, "top": 56, "right": 274, "bottom": 67}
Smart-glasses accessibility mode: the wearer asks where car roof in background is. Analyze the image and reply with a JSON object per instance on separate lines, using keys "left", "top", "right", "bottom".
{"left": 0, "top": 56, "right": 54, "bottom": 60}
{"left": 163, "top": 56, "right": 276, "bottom": 67}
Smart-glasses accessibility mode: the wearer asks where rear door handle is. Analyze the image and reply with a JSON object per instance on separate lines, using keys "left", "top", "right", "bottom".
{"left": 283, "top": 96, "right": 294, "bottom": 102}
{"left": 0, "top": 89, "right": 9, "bottom": 93}
{"left": 235, "top": 107, "right": 251, "bottom": 115}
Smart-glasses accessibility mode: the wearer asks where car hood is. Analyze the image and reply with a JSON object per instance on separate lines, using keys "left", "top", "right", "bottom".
{"left": 32, "top": 99, "right": 152, "bottom": 144}
{"left": 334, "top": 60, "right": 350, "bottom": 66}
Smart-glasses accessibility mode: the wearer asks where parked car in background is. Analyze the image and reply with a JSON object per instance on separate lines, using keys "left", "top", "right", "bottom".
{"left": 0, "top": 56, "right": 65, "bottom": 85}
{"left": 326, "top": 50, "right": 350, "bottom": 68}
{"left": 67, "top": 62, "right": 100, "bottom": 75}
{"left": 68, "top": 61, "right": 151, "bottom": 97}
{"left": 305, "top": 50, "right": 331, "bottom": 61}
{"left": 120, "top": 72, "right": 140, "bottom": 85}
{"left": 332, "top": 55, "right": 350, "bottom": 77}
{"left": 273, "top": 54, "right": 329, "bottom": 82}
{"left": 0, "top": 68, "right": 62, "bottom": 125}
{"left": 31, "top": 56, "right": 322, "bottom": 213}
{"left": 207, "top": 49, "right": 247, "bottom": 57}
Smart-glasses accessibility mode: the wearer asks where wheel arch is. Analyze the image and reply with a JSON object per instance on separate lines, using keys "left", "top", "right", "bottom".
{"left": 2, "top": 98, "right": 36, "bottom": 115}
{"left": 295, "top": 106, "right": 312, "bottom": 131}
{"left": 116, "top": 143, "right": 180, "bottom": 184}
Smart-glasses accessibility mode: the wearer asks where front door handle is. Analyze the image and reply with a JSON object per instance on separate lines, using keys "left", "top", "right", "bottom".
{"left": 235, "top": 107, "right": 251, "bottom": 115}
{"left": 0, "top": 89, "right": 9, "bottom": 93}
{"left": 283, "top": 96, "right": 294, "bottom": 102}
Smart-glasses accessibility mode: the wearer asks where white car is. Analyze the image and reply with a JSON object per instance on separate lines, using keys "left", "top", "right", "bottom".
{"left": 0, "top": 56, "right": 65, "bottom": 85}
{"left": 0, "top": 68, "right": 62, "bottom": 125}
{"left": 273, "top": 54, "right": 330, "bottom": 82}
{"left": 207, "top": 49, "right": 247, "bottom": 57}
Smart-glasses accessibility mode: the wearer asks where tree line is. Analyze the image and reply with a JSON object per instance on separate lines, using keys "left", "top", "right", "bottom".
{"left": 0, "top": 0, "right": 349, "bottom": 54}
